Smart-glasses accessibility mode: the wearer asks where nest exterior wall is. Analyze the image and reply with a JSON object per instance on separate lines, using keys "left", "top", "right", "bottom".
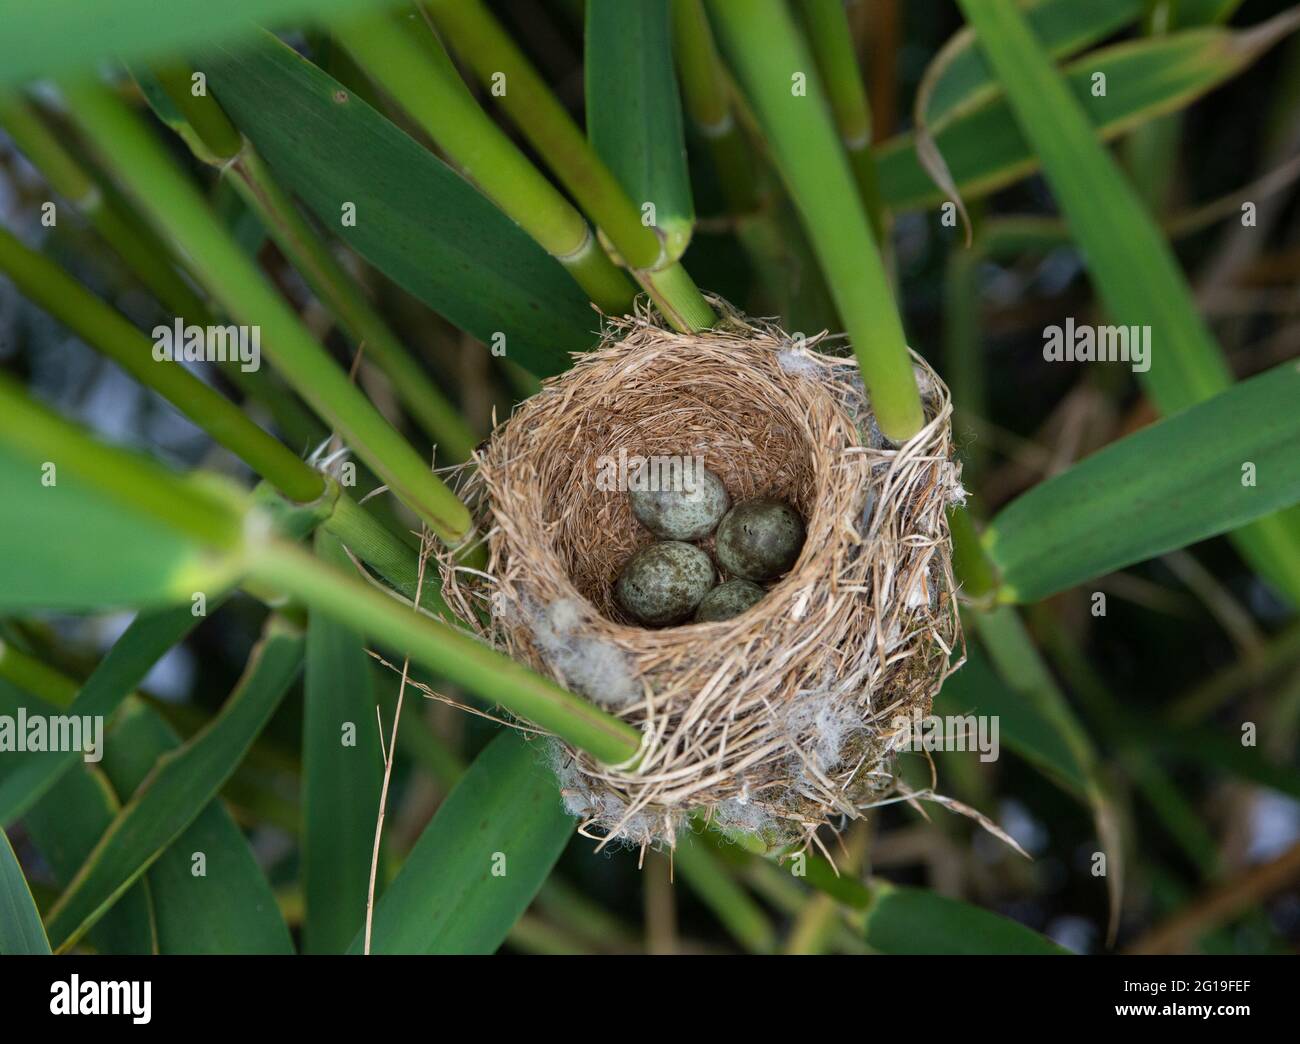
{"left": 437, "top": 304, "right": 965, "bottom": 850}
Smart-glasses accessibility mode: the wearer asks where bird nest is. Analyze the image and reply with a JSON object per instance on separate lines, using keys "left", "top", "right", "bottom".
{"left": 435, "top": 301, "right": 965, "bottom": 851}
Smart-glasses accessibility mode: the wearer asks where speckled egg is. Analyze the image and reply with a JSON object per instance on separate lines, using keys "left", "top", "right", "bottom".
{"left": 694, "top": 578, "right": 766, "bottom": 623}
{"left": 629, "top": 465, "right": 729, "bottom": 541}
{"left": 615, "top": 541, "right": 716, "bottom": 626}
{"left": 715, "top": 498, "right": 806, "bottom": 581}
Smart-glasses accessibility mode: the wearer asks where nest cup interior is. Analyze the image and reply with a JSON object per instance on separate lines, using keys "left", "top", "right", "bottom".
{"left": 545, "top": 345, "right": 823, "bottom": 625}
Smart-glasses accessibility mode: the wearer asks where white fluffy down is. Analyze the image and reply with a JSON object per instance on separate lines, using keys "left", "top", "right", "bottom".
{"left": 527, "top": 598, "right": 639, "bottom": 707}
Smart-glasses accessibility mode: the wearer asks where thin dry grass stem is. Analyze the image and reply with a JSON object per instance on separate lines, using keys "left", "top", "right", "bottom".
{"left": 433, "top": 298, "right": 965, "bottom": 849}
{"left": 363, "top": 505, "right": 434, "bottom": 955}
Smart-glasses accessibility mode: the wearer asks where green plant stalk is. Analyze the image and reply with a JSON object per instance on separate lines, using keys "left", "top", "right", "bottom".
{"left": 247, "top": 476, "right": 435, "bottom": 604}
{"left": 1123, "top": 6, "right": 1184, "bottom": 222}
{"left": 0, "top": 227, "right": 325, "bottom": 503}
{"left": 535, "top": 879, "right": 640, "bottom": 952}
{"left": 976, "top": 608, "right": 1104, "bottom": 791}
{"left": 687, "top": 78, "right": 845, "bottom": 338}
{"left": 956, "top": 0, "right": 1300, "bottom": 604}
{"left": 742, "top": 860, "right": 869, "bottom": 953}
{"left": 0, "top": 94, "right": 214, "bottom": 325}
{"left": 670, "top": 0, "right": 759, "bottom": 215}
{"left": 200, "top": 30, "right": 601, "bottom": 383}
{"left": 149, "top": 65, "right": 479, "bottom": 463}
{"left": 0, "top": 229, "right": 434, "bottom": 601}
{"left": 784, "top": 824, "right": 868, "bottom": 954}
{"left": 641, "top": 263, "right": 719, "bottom": 332}
{"left": 0, "top": 374, "right": 243, "bottom": 550}
{"left": 424, "top": 0, "right": 660, "bottom": 270}
{"left": 1127, "top": 0, "right": 1244, "bottom": 276}
{"left": 0, "top": 96, "right": 330, "bottom": 452}
{"left": 231, "top": 151, "right": 479, "bottom": 462}
{"left": 797, "top": 0, "right": 886, "bottom": 240}
{"left": 335, "top": 8, "right": 634, "bottom": 316}
{"left": 948, "top": 505, "right": 999, "bottom": 602}
{"left": 152, "top": 63, "right": 244, "bottom": 160}
{"left": 0, "top": 244, "right": 426, "bottom": 613}
{"left": 1125, "top": 112, "right": 1181, "bottom": 215}
{"left": 975, "top": 603, "right": 1123, "bottom": 936}
{"left": 691, "top": 112, "right": 761, "bottom": 220}
{"left": 943, "top": 248, "right": 987, "bottom": 477}
{"left": 0, "top": 94, "right": 98, "bottom": 202}
{"left": 423, "top": 0, "right": 716, "bottom": 330}
{"left": 59, "top": 79, "right": 472, "bottom": 545}
{"left": 945, "top": 217, "right": 1068, "bottom": 485}
{"left": 707, "top": 0, "right": 923, "bottom": 441}
{"left": 321, "top": 491, "right": 435, "bottom": 609}
{"left": 0, "top": 389, "right": 625, "bottom": 767}
{"left": 249, "top": 541, "right": 643, "bottom": 765}
{"left": 500, "top": 357, "right": 543, "bottom": 401}
{"left": 506, "top": 915, "right": 589, "bottom": 955}
{"left": 1169, "top": 619, "right": 1300, "bottom": 724}
{"left": 586, "top": 0, "right": 695, "bottom": 261}
{"left": 1, "top": 224, "right": 436, "bottom": 603}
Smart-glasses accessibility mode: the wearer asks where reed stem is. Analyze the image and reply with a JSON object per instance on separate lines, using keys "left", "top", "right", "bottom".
{"left": 59, "top": 79, "right": 472, "bottom": 544}
{"left": 798, "top": 0, "right": 886, "bottom": 240}
{"left": 335, "top": 7, "right": 635, "bottom": 316}
{"left": 707, "top": 0, "right": 923, "bottom": 441}
{"left": 0, "top": 94, "right": 214, "bottom": 324}
{"left": 151, "top": 63, "right": 479, "bottom": 462}
{"left": 250, "top": 541, "right": 644, "bottom": 765}
{"left": 670, "top": 0, "right": 760, "bottom": 216}
{"left": 0, "top": 375, "right": 243, "bottom": 549}
{"left": 423, "top": 0, "right": 717, "bottom": 331}
{"left": 0, "top": 227, "right": 325, "bottom": 504}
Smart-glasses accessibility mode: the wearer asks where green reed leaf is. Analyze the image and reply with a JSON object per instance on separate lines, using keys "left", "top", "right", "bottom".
{"left": 301, "top": 531, "right": 384, "bottom": 954}
{"left": 0, "top": 605, "right": 204, "bottom": 825}
{"left": 863, "top": 883, "right": 1069, "bottom": 954}
{"left": 204, "top": 30, "right": 594, "bottom": 378}
{"left": 350, "top": 731, "right": 572, "bottom": 954}
{"left": 986, "top": 362, "right": 1300, "bottom": 604}
{"left": 880, "top": 15, "right": 1300, "bottom": 212}
{"left": 45, "top": 620, "right": 303, "bottom": 952}
{"left": 5, "top": 675, "right": 156, "bottom": 953}
{"left": 958, "top": 0, "right": 1300, "bottom": 605}
{"left": 0, "top": 0, "right": 388, "bottom": 88}
{"left": 0, "top": 827, "right": 50, "bottom": 954}
{"left": 707, "top": 0, "right": 923, "bottom": 440}
{"left": 98, "top": 701, "right": 294, "bottom": 954}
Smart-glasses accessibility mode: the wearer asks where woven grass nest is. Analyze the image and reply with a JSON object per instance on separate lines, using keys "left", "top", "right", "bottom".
{"left": 436, "top": 300, "right": 965, "bottom": 852}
